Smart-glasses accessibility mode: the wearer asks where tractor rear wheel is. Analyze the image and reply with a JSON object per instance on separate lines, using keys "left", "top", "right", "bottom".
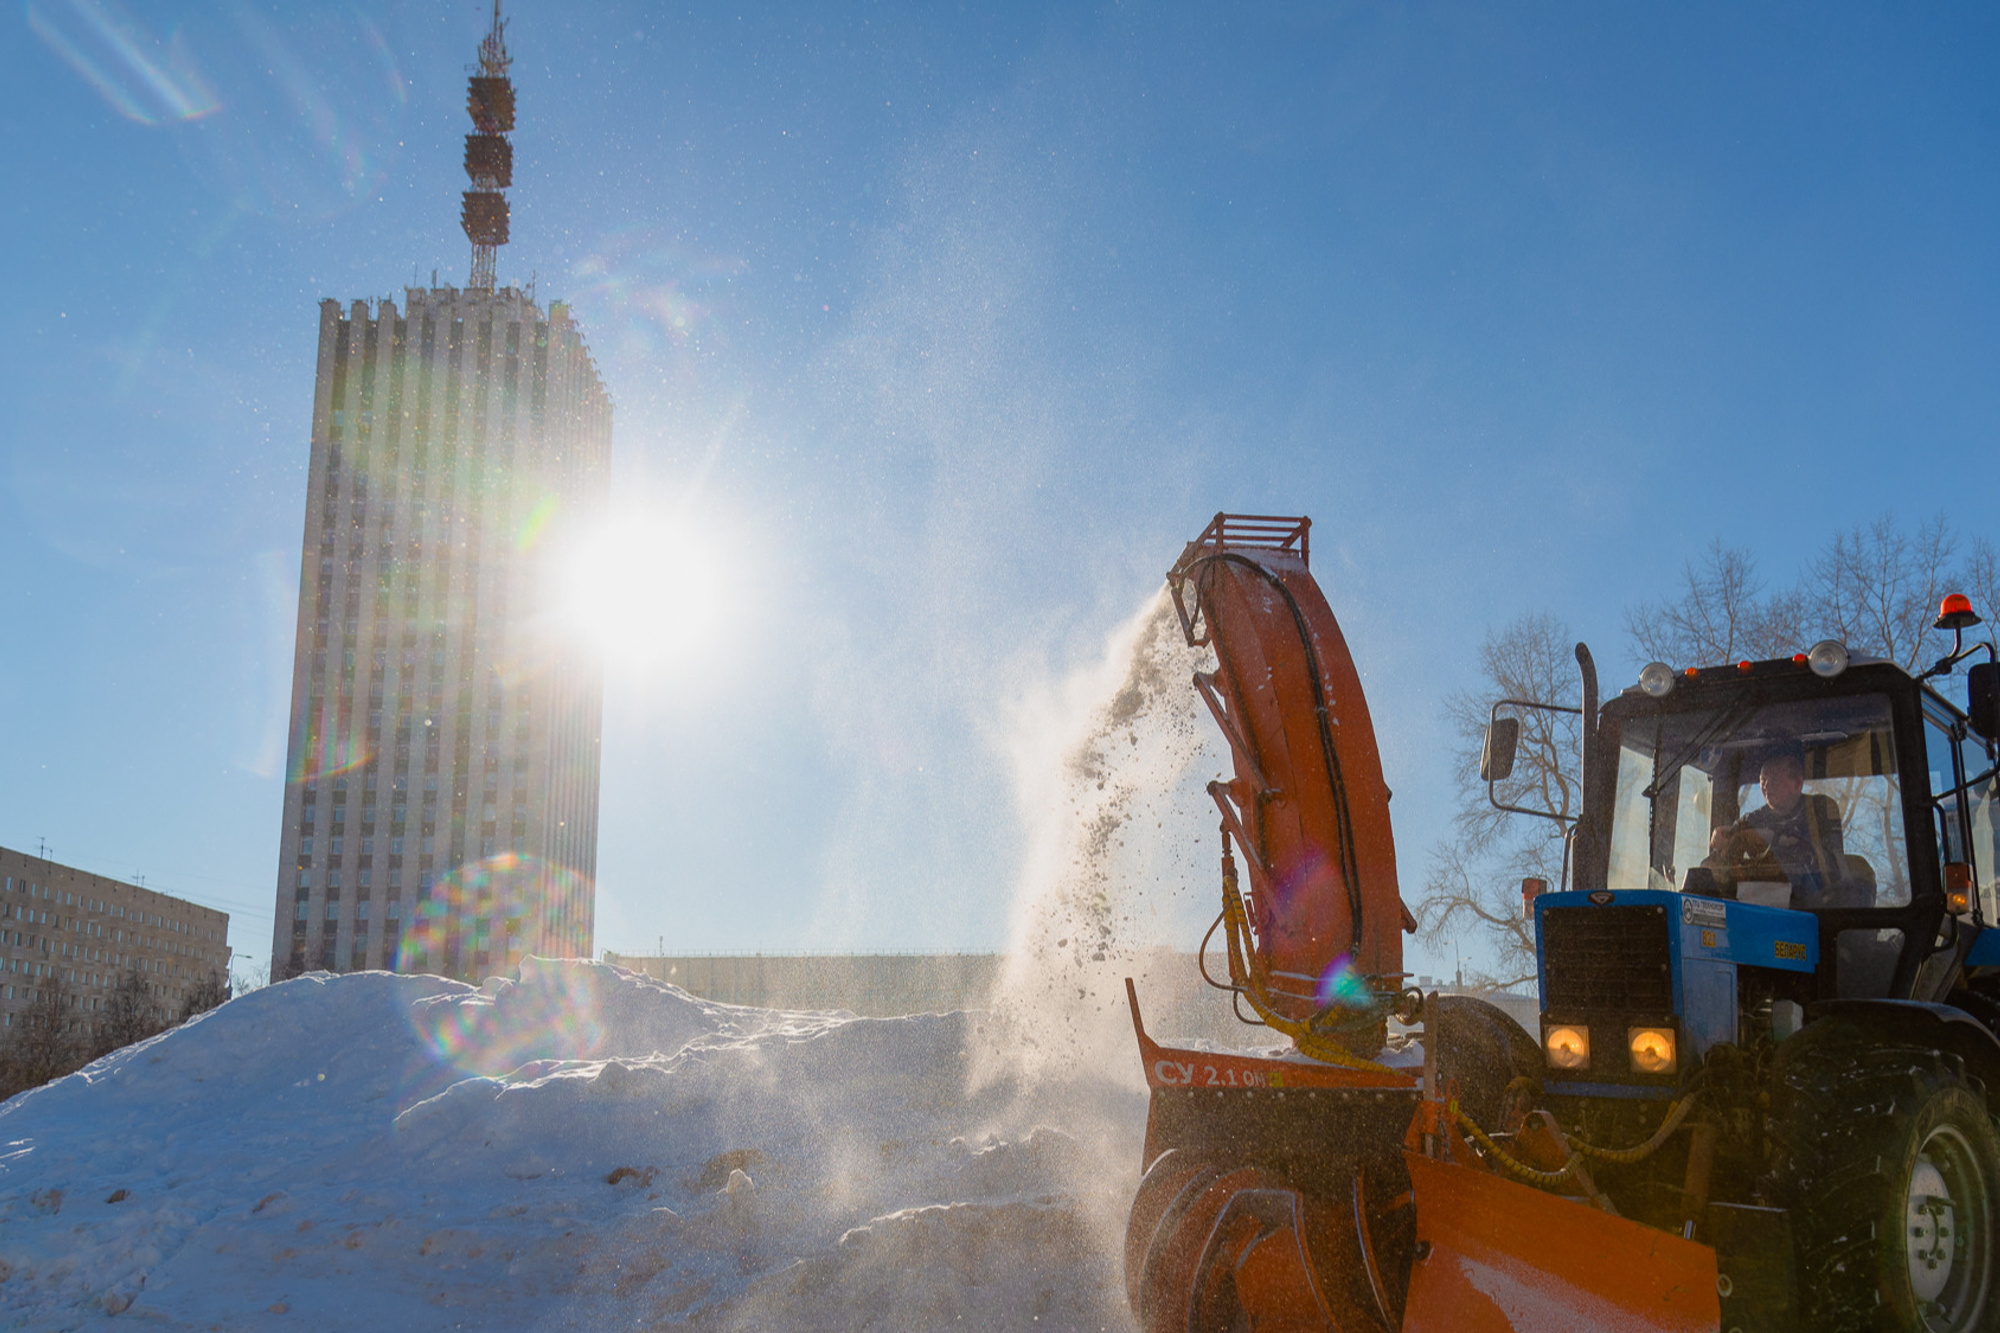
{"left": 1770, "top": 1029, "right": 2000, "bottom": 1333}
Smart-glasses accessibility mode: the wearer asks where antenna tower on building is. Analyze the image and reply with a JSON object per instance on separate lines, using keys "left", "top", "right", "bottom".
{"left": 461, "top": 0, "right": 514, "bottom": 293}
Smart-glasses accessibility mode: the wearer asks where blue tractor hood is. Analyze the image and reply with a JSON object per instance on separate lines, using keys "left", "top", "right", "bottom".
{"left": 1532, "top": 889, "right": 1819, "bottom": 1098}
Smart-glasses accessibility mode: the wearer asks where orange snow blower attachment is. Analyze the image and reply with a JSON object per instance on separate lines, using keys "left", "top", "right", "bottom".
{"left": 1128, "top": 514, "right": 1723, "bottom": 1333}
{"left": 1167, "top": 514, "right": 1410, "bottom": 1047}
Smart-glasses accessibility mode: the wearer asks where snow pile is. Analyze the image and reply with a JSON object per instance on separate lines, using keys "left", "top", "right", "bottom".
{"left": 0, "top": 960, "right": 1145, "bottom": 1330}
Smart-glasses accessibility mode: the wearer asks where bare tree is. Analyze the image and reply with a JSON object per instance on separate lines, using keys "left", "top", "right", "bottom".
{"left": 1418, "top": 613, "right": 1581, "bottom": 987}
{"left": 1419, "top": 837, "right": 1544, "bottom": 988}
{"left": 175, "top": 972, "right": 230, "bottom": 1025}
{"left": 231, "top": 959, "right": 268, "bottom": 996}
{"left": 1962, "top": 538, "right": 2000, "bottom": 632}
{"left": 1626, "top": 541, "right": 1803, "bottom": 666}
{"left": 91, "top": 968, "right": 164, "bottom": 1059}
{"left": 0, "top": 976, "right": 81, "bottom": 1099}
{"left": 1629, "top": 516, "right": 1993, "bottom": 675}
{"left": 1805, "top": 514, "right": 1961, "bottom": 671}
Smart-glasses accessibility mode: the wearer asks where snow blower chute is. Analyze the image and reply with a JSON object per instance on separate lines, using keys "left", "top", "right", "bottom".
{"left": 1125, "top": 514, "right": 1720, "bottom": 1333}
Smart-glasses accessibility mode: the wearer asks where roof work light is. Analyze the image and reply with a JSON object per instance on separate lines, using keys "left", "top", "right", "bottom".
{"left": 1638, "top": 662, "right": 1675, "bottom": 698}
{"left": 1806, "top": 640, "right": 1850, "bottom": 679}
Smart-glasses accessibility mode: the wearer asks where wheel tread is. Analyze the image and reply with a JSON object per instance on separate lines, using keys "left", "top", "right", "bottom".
{"left": 1769, "top": 1030, "right": 2000, "bottom": 1332}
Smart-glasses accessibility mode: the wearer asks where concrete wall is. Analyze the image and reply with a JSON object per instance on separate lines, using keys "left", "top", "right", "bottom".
{"left": 601, "top": 950, "right": 1542, "bottom": 1049}
{"left": 604, "top": 950, "right": 1261, "bottom": 1045}
{"left": 605, "top": 953, "right": 1005, "bottom": 1017}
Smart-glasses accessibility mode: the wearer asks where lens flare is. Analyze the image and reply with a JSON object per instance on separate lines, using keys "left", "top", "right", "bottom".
{"left": 570, "top": 228, "right": 746, "bottom": 361}
{"left": 28, "top": 0, "right": 219, "bottom": 125}
{"left": 515, "top": 495, "right": 560, "bottom": 551}
{"left": 1314, "top": 954, "right": 1370, "bottom": 1010}
{"left": 408, "top": 957, "right": 606, "bottom": 1078}
{"left": 289, "top": 727, "right": 372, "bottom": 783}
{"left": 173, "top": 8, "right": 406, "bottom": 221}
{"left": 394, "top": 856, "right": 600, "bottom": 1076}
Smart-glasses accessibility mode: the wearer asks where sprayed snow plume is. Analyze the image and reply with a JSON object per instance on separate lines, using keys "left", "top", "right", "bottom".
{"left": 0, "top": 960, "right": 1140, "bottom": 1330}
{"left": 982, "top": 591, "right": 1228, "bottom": 1087}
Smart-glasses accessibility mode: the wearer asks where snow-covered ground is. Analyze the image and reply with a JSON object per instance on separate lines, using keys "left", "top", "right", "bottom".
{"left": 0, "top": 960, "right": 1150, "bottom": 1330}
{"left": 0, "top": 591, "right": 1236, "bottom": 1331}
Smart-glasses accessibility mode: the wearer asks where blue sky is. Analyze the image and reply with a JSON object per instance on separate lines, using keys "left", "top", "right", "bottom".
{"left": 3, "top": 2, "right": 1998, "bottom": 981}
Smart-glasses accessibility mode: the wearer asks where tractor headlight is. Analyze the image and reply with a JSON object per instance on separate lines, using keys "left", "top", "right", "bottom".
{"left": 1638, "top": 662, "right": 1676, "bottom": 698}
{"left": 1543, "top": 1024, "right": 1590, "bottom": 1070}
{"left": 1628, "top": 1027, "right": 1678, "bottom": 1075}
{"left": 1806, "top": 639, "right": 1850, "bottom": 679}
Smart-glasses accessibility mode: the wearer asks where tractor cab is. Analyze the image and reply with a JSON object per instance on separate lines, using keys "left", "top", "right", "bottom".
{"left": 1591, "top": 656, "right": 2000, "bottom": 996}
{"left": 1509, "top": 637, "right": 2000, "bottom": 1098}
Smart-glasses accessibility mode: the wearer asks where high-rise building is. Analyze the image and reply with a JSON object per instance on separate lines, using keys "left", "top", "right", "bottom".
{"left": 270, "top": 4, "right": 612, "bottom": 983}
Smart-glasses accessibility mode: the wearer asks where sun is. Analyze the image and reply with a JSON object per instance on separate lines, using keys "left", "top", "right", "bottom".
{"left": 553, "top": 499, "right": 737, "bottom": 673}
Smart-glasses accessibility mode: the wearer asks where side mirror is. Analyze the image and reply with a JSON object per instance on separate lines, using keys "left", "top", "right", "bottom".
{"left": 1969, "top": 661, "right": 2000, "bottom": 740}
{"left": 1481, "top": 717, "right": 1520, "bottom": 782}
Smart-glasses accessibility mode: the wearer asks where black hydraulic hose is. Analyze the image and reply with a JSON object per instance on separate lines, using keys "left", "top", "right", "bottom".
{"left": 1179, "top": 552, "right": 1367, "bottom": 956}
{"left": 1196, "top": 907, "right": 1240, "bottom": 994}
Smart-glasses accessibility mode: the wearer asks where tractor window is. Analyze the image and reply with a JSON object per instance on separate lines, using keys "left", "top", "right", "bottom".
{"left": 1960, "top": 734, "right": 2000, "bottom": 922}
{"left": 1671, "top": 766, "right": 1714, "bottom": 883}
{"left": 1607, "top": 692, "right": 1909, "bottom": 908}
{"left": 1926, "top": 715, "right": 1966, "bottom": 869}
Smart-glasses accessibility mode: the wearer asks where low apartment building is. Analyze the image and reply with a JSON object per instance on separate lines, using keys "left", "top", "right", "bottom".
{"left": 0, "top": 847, "right": 230, "bottom": 1031}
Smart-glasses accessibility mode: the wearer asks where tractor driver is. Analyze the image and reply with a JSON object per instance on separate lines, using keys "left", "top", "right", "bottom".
{"left": 1705, "top": 746, "right": 1861, "bottom": 909}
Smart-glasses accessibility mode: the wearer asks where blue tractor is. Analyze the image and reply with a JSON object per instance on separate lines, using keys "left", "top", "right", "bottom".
{"left": 1483, "top": 607, "right": 2000, "bottom": 1332}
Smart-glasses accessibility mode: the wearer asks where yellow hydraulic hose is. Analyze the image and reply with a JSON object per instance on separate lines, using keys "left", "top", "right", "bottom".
{"left": 1217, "top": 851, "right": 1398, "bottom": 1075}
{"left": 1453, "top": 1096, "right": 1697, "bottom": 1185}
